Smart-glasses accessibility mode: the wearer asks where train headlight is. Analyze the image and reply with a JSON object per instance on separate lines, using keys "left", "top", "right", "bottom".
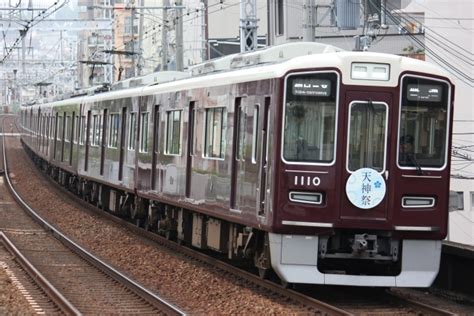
{"left": 351, "top": 63, "right": 390, "bottom": 81}
{"left": 289, "top": 191, "right": 323, "bottom": 205}
{"left": 402, "top": 196, "right": 436, "bottom": 208}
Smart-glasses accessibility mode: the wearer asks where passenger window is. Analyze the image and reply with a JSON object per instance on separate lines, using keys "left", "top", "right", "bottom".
{"left": 79, "top": 116, "right": 86, "bottom": 145}
{"left": 65, "top": 116, "right": 71, "bottom": 142}
{"left": 91, "top": 114, "right": 101, "bottom": 146}
{"left": 129, "top": 112, "right": 137, "bottom": 150}
{"left": 57, "top": 116, "right": 63, "bottom": 141}
{"left": 252, "top": 105, "right": 259, "bottom": 164}
{"left": 204, "top": 107, "right": 225, "bottom": 158}
{"left": 139, "top": 112, "right": 149, "bottom": 153}
{"left": 166, "top": 110, "right": 182, "bottom": 155}
{"left": 108, "top": 113, "right": 120, "bottom": 148}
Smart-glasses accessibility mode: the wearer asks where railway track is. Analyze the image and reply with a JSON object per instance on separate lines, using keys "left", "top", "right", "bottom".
{"left": 5, "top": 114, "right": 468, "bottom": 315}
{"left": 0, "top": 116, "right": 185, "bottom": 315}
{"left": 0, "top": 233, "right": 66, "bottom": 314}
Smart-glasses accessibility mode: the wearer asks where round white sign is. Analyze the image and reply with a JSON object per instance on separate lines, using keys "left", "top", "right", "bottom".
{"left": 345, "top": 168, "right": 386, "bottom": 209}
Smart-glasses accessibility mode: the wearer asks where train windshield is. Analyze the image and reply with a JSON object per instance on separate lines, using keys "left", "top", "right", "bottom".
{"left": 399, "top": 76, "right": 450, "bottom": 168}
{"left": 283, "top": 72, "right": 338, "bottom": 164}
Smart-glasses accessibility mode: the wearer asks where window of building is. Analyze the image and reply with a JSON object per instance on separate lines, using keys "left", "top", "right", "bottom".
{"left": 205, "top": 107, "right": 225, "bottom": 158}
{"left": 108, "top": 113, "right": 119, "bottom": 148}
{"left": 129, "top": 112, "right": 137, "bottom": 150}
{"left": 139, "top": 112, "right": 149, "bottom": 153}
{"left": 124, "top": 17, "right": 139, "bottom": 35}
{"left": 457, "top": 191, "right": 464, "bottom": 210}
{"left": 471, "top": 192, "right": 474, "bottom": 211}
{"left": 166, "top": 110, "right": 182, "bottom": 155}
{"left": 276, "top": 0, "right": 284, "bottom": 36}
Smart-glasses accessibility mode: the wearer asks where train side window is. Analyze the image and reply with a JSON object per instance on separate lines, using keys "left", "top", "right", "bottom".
{"left": 165, "top": 110, "right": 182, "bottom": 155}
{"left": 108, "top": 113, "right": 120, "bottom": 148}
{"left": 252, "top": 104, "right": 260, "bottom": 164}
{"left": 139, "top": 112, "right": 149, "bottom": 153}
{"left": 204, "top": 107, "right": 225, "bottom": 159}
{"left": 79, "top": 115, "right": 86, "bottom": 145}
{"left": 128, "top": 112, "right": 137, "bottom": 150}
{"left": 65, "top": 116, "right": 71, "bottom": 142}
{"left": 74, "top": 115, "right": 79, "bottom": 144}
{"left": 57, "top": 116, "right": 63, "bottom": 141}
{"left": 91, "top": 114, "right": 100, "bottom": 146}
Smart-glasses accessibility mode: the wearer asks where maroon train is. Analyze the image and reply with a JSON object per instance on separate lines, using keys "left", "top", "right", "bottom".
{"left": 20, "top": 43, "right": 454, "bottom": 287}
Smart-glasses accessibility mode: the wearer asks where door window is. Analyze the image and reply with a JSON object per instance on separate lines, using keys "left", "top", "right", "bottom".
{"left": 347, "top": 101, "right": 388, "bottom": 172}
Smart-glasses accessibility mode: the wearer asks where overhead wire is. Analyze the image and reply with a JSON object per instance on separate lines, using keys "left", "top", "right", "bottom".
{"left": 1, "top": 0, "right": 70, "bottom": 64}
{"left": 380, "top": 2, "right": 474, "bottom": 87}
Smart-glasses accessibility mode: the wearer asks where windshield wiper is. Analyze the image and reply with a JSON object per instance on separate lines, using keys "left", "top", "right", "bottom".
{"left": 408, "top": 153, "right": 424, "bottom": 175}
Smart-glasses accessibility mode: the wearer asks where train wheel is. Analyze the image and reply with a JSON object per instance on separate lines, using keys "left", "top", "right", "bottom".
{"left": 258, "top": 267, "right": 269, "bottom": 280}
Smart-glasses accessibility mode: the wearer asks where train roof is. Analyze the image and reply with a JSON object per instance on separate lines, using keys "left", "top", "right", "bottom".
{"left": 22, "top": 42, "right": 453, "bottom": 109}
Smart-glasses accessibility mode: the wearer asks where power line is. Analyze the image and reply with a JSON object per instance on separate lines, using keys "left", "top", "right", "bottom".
{"left": 381, "top": 2, "right": 474, "bottom": 87}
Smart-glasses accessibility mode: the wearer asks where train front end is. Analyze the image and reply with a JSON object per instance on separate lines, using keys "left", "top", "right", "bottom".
{"left": 270, "top": 52, "right": 454, "bottom": 287}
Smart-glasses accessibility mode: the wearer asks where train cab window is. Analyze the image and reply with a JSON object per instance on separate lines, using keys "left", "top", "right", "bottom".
{"left": 165, "top": 110, "right": 181, "bottom": 155}
{"left": 205, "top": 107, "right": 225, "bottom": 159}
{"left": 347, "top": 101, "right": 388, "bottom": 172}
{"left": 108, "top": 113, "right": 120, "bottom": 148}
{"left": 128, "top": 112, "right": 137, "bottom": 150}
{"left": 283, "top": 72, "right": 338, "bottom": 164}
{"left": 398, "top": 76, "right": 450, "bottom": 169}
{"left": 139, "top": 112, "right": 149, "bottom": 153}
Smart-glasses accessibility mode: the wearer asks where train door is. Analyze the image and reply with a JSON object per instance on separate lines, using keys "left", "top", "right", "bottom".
{"left": 230, "top": 97, "right": 246, "bottom": 210}
{"left": 340, "top": 91, "right": 392, "bottom": 222}
{"left": 257, "top": 97, "right": 271, "bottom": 217}
{"left": 100, "top": 108, "right": 108, "bottom": 176}
{"left": 151, "top": 105, "right": 160, "bottom": 189}
{"left": 185, "top": 101, "right": 195, "bottom": 198}
{"left": 119, "top": 106, "right": 127, "bottom": 181}
{"left": 85, "top": 110, "right": 91, "bottom": 172}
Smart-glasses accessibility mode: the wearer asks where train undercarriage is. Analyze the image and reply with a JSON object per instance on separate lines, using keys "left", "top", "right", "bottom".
{"left": 25, "top": 144, "right": 442, "bottom": 287}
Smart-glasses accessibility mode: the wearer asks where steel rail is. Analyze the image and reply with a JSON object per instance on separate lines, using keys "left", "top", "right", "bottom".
{"left": 37, "top": 164, "right": 353, "bottom": 316}
{"left": 11, "top": 115, "right": 458, "bottom": 316}
{"left": 387, "top": 291, "right": 457, "bottom": 316}
{"left": 1, "top": 119, "right": 186, "bottom": 316}
{"left": 0, "top": 232, "right": 81, "bottom": 315}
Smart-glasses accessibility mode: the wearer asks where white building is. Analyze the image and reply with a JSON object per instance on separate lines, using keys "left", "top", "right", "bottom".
{"left": 406, "top": 0, "right": 474, "bottom": 245}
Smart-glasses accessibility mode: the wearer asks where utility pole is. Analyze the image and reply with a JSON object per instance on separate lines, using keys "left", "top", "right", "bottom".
{"left": 303, "top": 0, "right": 315, "bottom": 42}
{"left": 175, "top": 0, "right": 184, "bottom": 71}
{"left": 161, "top": 0, "right": 169, "bottom": 71}
{"left": 201, "top": 0, "right": 208, "bottom": 61}
{"left": 137, "top": 0, "right": 144, "bottom": 76}
{"left": 239, "top": 0, "right": 258, "bottom": 52}
{"left": 60, "top": 30, "right": 63, "bottom": 65}
{"left": 131, "top": 1, "right": 136, "bottom": 77}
